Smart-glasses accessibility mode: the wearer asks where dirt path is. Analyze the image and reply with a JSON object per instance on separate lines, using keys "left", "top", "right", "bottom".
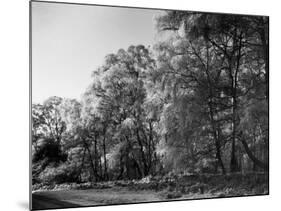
{"left": 32, "top": 187, "right": 162, "bottom": 210}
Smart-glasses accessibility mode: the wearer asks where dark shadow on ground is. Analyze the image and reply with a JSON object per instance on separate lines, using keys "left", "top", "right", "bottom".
{"left": 32, "top": 194, "right": 80, "bottom": 210}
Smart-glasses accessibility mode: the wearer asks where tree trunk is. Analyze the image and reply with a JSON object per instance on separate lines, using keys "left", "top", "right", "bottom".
{"left": 204, "top": 40, "right": 226, "bottom": 174}
{"left": 208, "top": 100, "right": 226, "bottom": 174}
{"left": 102, "top": 134, "right": 108, "bottom": 180}
{"left": 136, "top": 128, "right": 148, "bottom": 176}
{"left": 230, "top": 31, "right": 243, "bottom": 173}
{"left": 117, "top": 153, "right": 124, "bottom": 180}
{"left": 259, "top": 17, "right": 269, "bottom": 100}
{"left": 238, "top": 132, "right": 268, "bottom": 170}
{"left": 215, "top": 135, "right": 226, "bottom": 174}
{"left": 83, "top": 141, "right": 96, "bottom": 182}
{"left": 93, "top": 137, "right": 99, "bottom": 181}
{"left": 148, "top": 121, "right": 154, "bottom": 172}
{"left": 77, "top": 148, "right": 86, "bottom": 182}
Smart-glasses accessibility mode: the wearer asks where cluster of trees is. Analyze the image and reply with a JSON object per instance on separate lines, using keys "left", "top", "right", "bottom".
{"left": 32, "top": 12, "right": 268, "bottom": 185}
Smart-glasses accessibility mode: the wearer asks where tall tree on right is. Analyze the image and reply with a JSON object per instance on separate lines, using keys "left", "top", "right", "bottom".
{"left": 154, "top": 11, "right": 268, "bottom": 172}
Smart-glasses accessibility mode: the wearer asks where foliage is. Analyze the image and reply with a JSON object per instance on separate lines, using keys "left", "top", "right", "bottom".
{"left": 32, "top": 12, "right": 268, "bottom": 186}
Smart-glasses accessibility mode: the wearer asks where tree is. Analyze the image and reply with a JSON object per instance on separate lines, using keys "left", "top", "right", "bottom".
{"left": 33, "top": 96, "right": 66, "bottom": 145}
{"left": 153, "top": 11, "right": 268, "bottom": 173}
{"left": 84, "top": 45, "right": 158, "bottom": 179}
{"left": 154, "top": 11, "right": 230, "bottom": 174}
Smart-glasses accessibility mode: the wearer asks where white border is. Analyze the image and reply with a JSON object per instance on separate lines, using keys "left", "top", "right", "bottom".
{"left": 0, "top": 0, "right": 279, "bottom": 211}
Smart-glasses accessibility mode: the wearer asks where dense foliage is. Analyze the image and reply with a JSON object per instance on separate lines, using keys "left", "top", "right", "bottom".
{"left": 32, "top": 12, "right": 268, "bottom": 186}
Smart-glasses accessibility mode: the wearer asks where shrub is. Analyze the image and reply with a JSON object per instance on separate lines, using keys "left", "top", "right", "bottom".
{"left": 166, "top": 191, "right": 182, "bottom": 199}
{"left": 38, "top": 163, "right": 78, "bottom": 184}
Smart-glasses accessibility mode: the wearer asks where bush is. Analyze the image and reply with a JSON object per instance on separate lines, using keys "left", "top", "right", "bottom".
{"left": 33, "top": 138, "right": 67, "bottom": 164}
{"left": 166, "top": 191, "right": 182, "bottom": 199}
{"left": 38, "top": 163, "right": 78, "bottom": 184}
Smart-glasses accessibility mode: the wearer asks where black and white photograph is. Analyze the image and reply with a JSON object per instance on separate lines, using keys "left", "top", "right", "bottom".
{"left": 30, "top": 1, "right": 269, "bottom": 210}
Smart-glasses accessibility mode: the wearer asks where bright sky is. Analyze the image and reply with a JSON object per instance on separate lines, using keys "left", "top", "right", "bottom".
{"left": 32, "top": 1, "right": 161, "bottom": 103}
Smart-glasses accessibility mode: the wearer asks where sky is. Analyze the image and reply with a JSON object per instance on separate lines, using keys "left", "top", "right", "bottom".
{"left": 32, "top": 1, "right": 162, "bottom": 103}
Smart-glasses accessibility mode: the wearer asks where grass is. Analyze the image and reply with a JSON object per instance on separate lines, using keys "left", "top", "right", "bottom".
{"left": 32, "top": 173, "right": 269, "bottom": 210}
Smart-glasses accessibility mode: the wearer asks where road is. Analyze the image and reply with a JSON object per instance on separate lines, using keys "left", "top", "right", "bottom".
{"left": 32, "top": 188, "right": 162, "bottom": 210}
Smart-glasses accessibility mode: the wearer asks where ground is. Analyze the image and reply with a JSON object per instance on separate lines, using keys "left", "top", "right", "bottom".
{"left": 32, "top": 187, "right": 162, "bottom": 209}
{"left": 32, "top": 173, "right": 269, "bottom": 210}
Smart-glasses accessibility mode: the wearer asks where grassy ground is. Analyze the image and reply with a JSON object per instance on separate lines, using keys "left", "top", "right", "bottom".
{"left": 32, "top": 173, "right": 269, "bottom": 210}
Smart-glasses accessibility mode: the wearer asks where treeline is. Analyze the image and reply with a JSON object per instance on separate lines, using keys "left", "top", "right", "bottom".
{"left": 32, "top": 12, "right": 268, "bottom": 185}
